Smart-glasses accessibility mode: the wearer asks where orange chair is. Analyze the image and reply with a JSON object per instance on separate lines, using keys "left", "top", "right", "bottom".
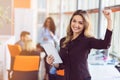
{"left": 7, "top": 44, "right": 22, "bottom": 80}
{"left": 13, "top": 56, "right": 40, "bottom": 71}
{"left": 11, "top": 55, "right": 40, "bottom": 80}
{"left": 56, "top": 69, "right": 64, "bottom": 76}
{"left": 56, "top": 69, "right": 64, "bottom": 80}
{"left": 8, "top": 44, "right": 22, "bottom": 56}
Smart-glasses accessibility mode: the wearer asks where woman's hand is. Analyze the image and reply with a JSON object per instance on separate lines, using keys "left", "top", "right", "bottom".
{"left": 103, "top": 9, "right": 112, "bottom": 20}
{"left": 50, "top": 31, "right": 54, "bottom": 37}
{"left": 46, "top": 55, "right": 54, "bottom": 65}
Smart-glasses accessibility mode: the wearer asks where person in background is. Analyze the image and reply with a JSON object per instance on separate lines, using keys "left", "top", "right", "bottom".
{"left": 9, "top": 31, "right": 31, "bottom": 78}
{"left": 38, "top": 17, "right": 59, "bottom": 80}
{"left": 20, "top": 40, "right": 39, "bottom": 56}
{"left": 38, "top": 17, "right": 59, "bottom": 49}
{"left": 15, "top": 31, "right": 31, "bottom": 49}
{"left": 12, "top": 40, "right": 40, "bottom": 80}
{"left": 36, "top": 43, "right": 49, "bottom": 80}
{"left": 46, "top": 9, "right": 113, "bottom": 80}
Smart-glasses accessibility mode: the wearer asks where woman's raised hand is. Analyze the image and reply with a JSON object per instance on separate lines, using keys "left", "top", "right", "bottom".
{"left": 103, "top": 9, "right": 112, "bottom": 20}
{"left": 103, "top": 9, "right": 113, "bottom": 31}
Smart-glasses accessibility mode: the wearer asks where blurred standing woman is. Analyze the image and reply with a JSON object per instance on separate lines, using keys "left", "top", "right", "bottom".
{"left": 38, "top": 17, "right": 59, "bottom": 80}
{"left": 46, "top": 9, "right": 113, "bottom": 80}
{"left": 38, "top": 17, "right": 59, "bottom": 47}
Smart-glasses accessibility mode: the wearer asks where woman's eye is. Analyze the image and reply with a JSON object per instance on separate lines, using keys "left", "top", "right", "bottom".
{"left": 72, "top": 20, "right": 76, "bottom": 22}
{"left": 79, "top": 21, "right": 83, "bottom": 25}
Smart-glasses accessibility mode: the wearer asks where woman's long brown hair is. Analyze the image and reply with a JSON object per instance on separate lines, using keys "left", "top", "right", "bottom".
{"left": 43, "top": 17, "right": 56, "bottom": 34}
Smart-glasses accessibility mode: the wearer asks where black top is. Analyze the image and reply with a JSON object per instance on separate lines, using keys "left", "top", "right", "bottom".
{"left": 20, "top": 50, "right": 40, "bottom": 56}
{"left": 59, "top": 29, "right": 112, "bottom": 80}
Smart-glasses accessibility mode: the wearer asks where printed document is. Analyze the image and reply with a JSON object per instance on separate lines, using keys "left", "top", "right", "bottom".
{"left": 42, "top": 43, "right": 63, "bottom": 63}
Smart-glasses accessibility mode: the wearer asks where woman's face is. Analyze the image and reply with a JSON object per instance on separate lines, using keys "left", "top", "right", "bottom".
{"left": 71, "top": 15, "right": 84, "bottom": 35}
{"left": 46, "top": 19, "right": 51, "bottom": 28}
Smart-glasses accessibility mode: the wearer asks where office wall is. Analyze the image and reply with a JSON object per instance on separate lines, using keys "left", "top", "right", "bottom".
{"left": 14, "top": 0, "right": 31, "bottom": 8}
{"left": 14, "top": 0, "right": 38, "bottom": 42}
{"left": 0, "top": 0, "right": 13, "bottom": 35}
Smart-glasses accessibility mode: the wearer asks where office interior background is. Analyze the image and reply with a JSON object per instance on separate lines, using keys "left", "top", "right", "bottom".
{"left": 0, "top": 0, "right": 120, "bottom": 80}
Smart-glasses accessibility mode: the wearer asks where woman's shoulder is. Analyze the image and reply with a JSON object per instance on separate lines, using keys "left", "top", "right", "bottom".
{"left": 20, "top": 50, "right": 40, "bottom": 56}
{"left": 31, "top": 51, "right": 40, "bottom": 56}
{"left": 59, "top": 37, "right": 66, "bottom": 47}
{"left": 20, "top": 50, "right": 28, "bottom": 55}
{"left": 60, "top": 37, "right": 66, "bottom": 43}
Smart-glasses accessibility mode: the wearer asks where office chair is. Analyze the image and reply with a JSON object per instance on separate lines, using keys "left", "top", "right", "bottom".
{"left": 7, "top": 44, "right": 22, "bottom": 80}
{"left": 56, "top": 69, "right": 64, "bottom": 76}
{"left": 8, "top": 44, "right": 21, "bottom": 57}
{"left": 7, "top": 44, "right": 40, "bottom": 80}
{"left": 11, "top": 55, "right": 40, "bottom": 80}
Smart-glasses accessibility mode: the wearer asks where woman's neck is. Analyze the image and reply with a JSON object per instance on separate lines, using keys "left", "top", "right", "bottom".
{"left": 72, "top": 32, "right": 81, "bottom": 40}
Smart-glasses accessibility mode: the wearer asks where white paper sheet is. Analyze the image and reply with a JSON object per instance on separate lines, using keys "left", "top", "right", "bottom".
{"left": 42, "top": 43, "right": 63, "bottom": 63}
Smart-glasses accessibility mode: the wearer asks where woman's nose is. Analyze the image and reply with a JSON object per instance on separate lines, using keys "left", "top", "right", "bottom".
{"left": 74, "top": 22, "right": 79, "bottom": 27}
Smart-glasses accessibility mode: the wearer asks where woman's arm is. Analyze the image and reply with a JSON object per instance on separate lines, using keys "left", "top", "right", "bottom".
{"left": 50, "top": 31, "right": 60, "bottom": 45}
{"left": 89, "top": 29, "right": 112, "bottom": 49}
{"left": 103, "top": 9, "right": 112, "bottom": 31}
{"left": 38, "top": 27, "right": 44, "bottom": 43}
{"left": 89, "top": 9, "right": 113, "bottom": 49}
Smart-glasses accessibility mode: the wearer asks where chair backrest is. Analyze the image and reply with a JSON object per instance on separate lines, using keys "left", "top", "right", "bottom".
{"left": 13, "top": 56, "right": 40, "bottom": 71}
{"left": 8, "top": 44, "right": 22, "bottom": 57}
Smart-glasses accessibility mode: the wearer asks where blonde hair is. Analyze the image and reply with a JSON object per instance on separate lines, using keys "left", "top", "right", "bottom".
{"left": 23, "top": 40, "right": 36, "bottom": 51}
{"left": 62, "top": 10, "right": 93, "bottom": 48}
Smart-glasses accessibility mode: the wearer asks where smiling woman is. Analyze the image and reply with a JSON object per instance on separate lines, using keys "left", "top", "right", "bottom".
{"left": 46, "top": 9, "right": 113, "bottom": 80}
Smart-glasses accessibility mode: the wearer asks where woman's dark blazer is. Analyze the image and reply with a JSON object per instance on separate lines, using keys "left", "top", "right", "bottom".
{"left": 59, "top": 29, "right": 112, "bottom": 80}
